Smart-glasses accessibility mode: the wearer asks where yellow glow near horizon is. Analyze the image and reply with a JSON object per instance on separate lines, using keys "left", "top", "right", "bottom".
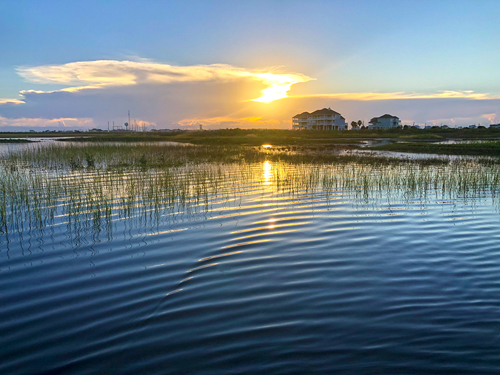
{"left": 253, "top": 83, "right": 293, "bottom": 102}
{"left": 252, "top": 72, "right": 311, "bottom": 103}
{"left": 17, "top": 60, "right": 314, "bottom": 104}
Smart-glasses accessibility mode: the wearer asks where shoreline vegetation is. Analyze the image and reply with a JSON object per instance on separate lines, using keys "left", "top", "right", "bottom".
{"left": 2, "top": 143, "right": 500, "bottom": 236}
{"left": 0, "top": 138, "right": 36, "bottom": 143}
{"left": 4, "top": 142, "right": 497, "bottom": 169}
{"left": 372, "top": 140, "right": 500, "bottom": 156}
{"left": 2, "top": 128, "right": 500, "bottom": 155}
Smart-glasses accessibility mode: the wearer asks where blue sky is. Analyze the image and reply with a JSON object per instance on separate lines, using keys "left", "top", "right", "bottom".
{"left": 1, "top": 0, "right": 499, "bottom": 129}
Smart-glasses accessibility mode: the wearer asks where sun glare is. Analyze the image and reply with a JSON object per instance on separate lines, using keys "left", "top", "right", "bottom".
{"left": 252, "top": 72, "right": 311, "bottom": 103}
{"left": 263, "top": 160, "right": 272, "bottom": 185}
{"left": 253, "top": 84, "right": 292, "bottom": 103}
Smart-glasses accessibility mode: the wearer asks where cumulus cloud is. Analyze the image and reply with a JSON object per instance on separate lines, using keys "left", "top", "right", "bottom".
{"left": 0, "top": 98, "right": 24, "bottom": 105}
{"left": 1, "top": 58, "right": 500, "bottom": 130}
{"left": 17, "top": 60, "right": 312, "bottom": 102}
{"left": 481, "top": 113, "right": 498, "bottom": 123}
{"left": 276, "top": 95, "right": 500, "bottom": 128}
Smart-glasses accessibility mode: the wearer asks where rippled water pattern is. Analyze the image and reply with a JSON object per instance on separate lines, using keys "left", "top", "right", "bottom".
{"left": 1, "top": 162, "right": 500, "bottom": 374}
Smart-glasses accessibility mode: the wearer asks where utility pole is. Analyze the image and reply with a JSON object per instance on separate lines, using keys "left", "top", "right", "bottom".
{"left": 128, "top": 110, "right": 131, "bottom": 132}
{"left": 107, "top": 121, "right": 110, "bottom": 132}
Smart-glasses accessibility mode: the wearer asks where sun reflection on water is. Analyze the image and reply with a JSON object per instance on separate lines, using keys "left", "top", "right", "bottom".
{"left": 263, "top": 160, "right": 272, "bottom": 185}
{"left": 268, "top": 218, "right": 276, "bottom": 230}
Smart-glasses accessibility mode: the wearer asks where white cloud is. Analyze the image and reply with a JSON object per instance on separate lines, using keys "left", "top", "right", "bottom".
{"left": 0, "top": 98, "right": 24, "bottom": 105}
{"left": 290, "top": 90, "right": 500, "bottom": 101}
{"left": 481, "top": 113, "right": 498, "bottom": 123}
{"left": 17, "top": 60, "right": 313, "bottom": 102}
{"left": 1, "top": 58, "right": 500, "bottom": 130}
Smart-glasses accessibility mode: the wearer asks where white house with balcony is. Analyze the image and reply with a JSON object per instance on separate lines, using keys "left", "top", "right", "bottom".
{"left": 368, "top": 114, "right": 401, "bottom": 129}
{"left": 292, "top": 108, "right": 347, "bottom": 131}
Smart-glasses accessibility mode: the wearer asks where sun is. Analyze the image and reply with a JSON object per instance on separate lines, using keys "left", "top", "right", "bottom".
{"left": 252, "top": 72, "right": 311, "bottom": 103}
{"left": 253, "top": 83, "right": 293, "bottom": 103}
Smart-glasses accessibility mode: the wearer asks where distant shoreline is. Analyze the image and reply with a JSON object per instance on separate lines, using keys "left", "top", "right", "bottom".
{"left": 1, "top": 128, "right": 500, "bottom": 155}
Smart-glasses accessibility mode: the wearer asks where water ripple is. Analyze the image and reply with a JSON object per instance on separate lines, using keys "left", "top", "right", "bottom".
{"left": 1, "top": 162, "right": 500, "bottom": 374}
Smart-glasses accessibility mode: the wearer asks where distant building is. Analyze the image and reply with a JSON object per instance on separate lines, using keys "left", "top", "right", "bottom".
{"left": 489, "top": 123, "right": 500, "bottom": 129}
{"left": 368, "top": 114, "right": 401, "bottom": 129}
{"left": 292, "top": 108, "right": 347, "bottom": 131}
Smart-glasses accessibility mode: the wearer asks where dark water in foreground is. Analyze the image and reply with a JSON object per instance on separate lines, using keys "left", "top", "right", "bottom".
{"left": 1, "top": 162, "right": 500, "bottom": 374}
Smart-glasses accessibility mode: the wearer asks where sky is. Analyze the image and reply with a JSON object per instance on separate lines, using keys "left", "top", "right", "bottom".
{"left": 1, "top": 0, "right": 500, "bottom": 130}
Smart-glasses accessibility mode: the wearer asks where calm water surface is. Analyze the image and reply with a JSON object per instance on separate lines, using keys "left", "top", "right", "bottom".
{"left": 1, "top": 161, "right": 499, "bottom": 374}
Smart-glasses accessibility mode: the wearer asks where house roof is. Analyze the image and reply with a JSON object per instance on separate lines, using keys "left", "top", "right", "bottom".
{"left": 369, "top": 114, "right": 399, "bottom": 123}
{"left": 310, "top": 108, "right": 341, "bottom": 116}
{"left": 292, "top": 111, "right": 310, "bottom": 118}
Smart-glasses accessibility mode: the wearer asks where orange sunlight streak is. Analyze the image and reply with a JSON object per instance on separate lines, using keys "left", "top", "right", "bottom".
{"left": 252, "top": 72, "right": 312, "bottom": 103}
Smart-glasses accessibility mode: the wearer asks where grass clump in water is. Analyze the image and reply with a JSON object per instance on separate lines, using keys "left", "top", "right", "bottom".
{"left": 1, "top": 143, "right": 500, "bottom": 240}
{"left": 373, "top": 140, "right": 500, "bottom": 156}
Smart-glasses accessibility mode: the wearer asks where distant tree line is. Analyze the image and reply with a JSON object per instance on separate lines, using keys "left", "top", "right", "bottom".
{"left": 350, "top": 120, "right": 363, "bottom": 129}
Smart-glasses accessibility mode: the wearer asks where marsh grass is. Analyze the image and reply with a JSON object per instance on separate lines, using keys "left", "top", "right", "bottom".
{"left": 0, "top": 139, "right": 35, "bottom": 143}
{"left": 53, "top": 129, "right": 367, "bottom": 146}
{"left": 26, "top": 126, "right": 500, "bottom": 143}
{"left": 1, "top": 143, "right": 500, "bottom": 239}
{"left": 373, "top": 140, "right": 500, "bottom": 155}
{"left": 5, "top": 142, "right": 469, "bottom": 170}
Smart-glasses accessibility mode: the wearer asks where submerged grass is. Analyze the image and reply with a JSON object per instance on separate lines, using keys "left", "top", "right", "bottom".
{"left": 5, "top": 142, "right": 488, "bottom": 170}
{"left": 1, "top": 143, "right": 500, "bottom": 239}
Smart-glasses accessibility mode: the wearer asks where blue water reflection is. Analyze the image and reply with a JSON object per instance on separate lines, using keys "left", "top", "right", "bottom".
{"left": 1, "top": 161, "right": 499, "bottom": 374}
